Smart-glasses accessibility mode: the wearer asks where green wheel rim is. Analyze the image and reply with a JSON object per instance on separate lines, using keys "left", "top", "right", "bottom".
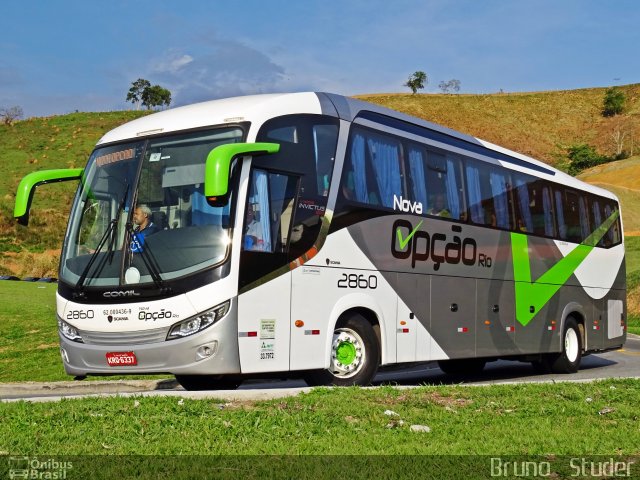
{"left": 336, "top": 341, "right": 357, "bottom": 366}
{"left": 330, "top": 328, "right": 366, "bottom": 378}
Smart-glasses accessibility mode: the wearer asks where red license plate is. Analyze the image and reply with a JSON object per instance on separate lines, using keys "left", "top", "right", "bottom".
{"left": 106, "top": 351, "right": 138, "bottom": 366}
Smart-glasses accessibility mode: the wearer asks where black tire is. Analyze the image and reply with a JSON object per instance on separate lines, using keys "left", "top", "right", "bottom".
{"left": 175, "top": 374, "right": 242, "bottom": 391}
{"left": 304, "top": 313, "right": 379, "bottom": 387}
{"left": 545, "top": 317, "right": 582, "bottom": 374}
{"left": 437, "top": 359, "right": 486, "bottom": 376}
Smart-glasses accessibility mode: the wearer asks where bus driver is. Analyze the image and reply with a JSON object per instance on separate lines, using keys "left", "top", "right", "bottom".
{"left": 131, "top": 204, "right": 160, "bottom": 253}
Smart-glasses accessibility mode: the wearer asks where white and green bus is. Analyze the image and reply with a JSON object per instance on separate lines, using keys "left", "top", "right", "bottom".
{"left": 15, "top": 93, "right": 626, "bottom": 389}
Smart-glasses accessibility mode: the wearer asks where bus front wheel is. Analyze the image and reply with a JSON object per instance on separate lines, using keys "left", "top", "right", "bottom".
{"left": 304, "top": 313, "right": 379, "bottom": 387}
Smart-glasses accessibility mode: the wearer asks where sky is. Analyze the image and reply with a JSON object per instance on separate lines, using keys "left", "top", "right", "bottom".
{"left": 1, "top": 0, "right": 640, "bottom": 118}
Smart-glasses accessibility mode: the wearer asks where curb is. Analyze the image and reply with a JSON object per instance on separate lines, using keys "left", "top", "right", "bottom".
{"left": 0, "top": 379, "right": 177, "bottom": 399}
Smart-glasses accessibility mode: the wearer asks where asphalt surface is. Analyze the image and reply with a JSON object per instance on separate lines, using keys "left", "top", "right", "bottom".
{"left": 2, "top": 334, "right": 639, "bottom": 403}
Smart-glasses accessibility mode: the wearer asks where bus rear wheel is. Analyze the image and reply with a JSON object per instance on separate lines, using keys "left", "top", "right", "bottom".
{"left": 304, "top": 313, "right": 379, "bottom": 387}
{"left": 545, "top": 317, "right": 582, "bottom": 374}
{"left": 175, "top": 374, "right": 242, "bottom": 391}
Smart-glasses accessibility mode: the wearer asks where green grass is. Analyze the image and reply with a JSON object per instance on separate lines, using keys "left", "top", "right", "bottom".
{"left": 0, "top": 282, "right": 61, "bottom": 381}
{"left": 625, "top": 237, "right": 640, "bottom": 335}
{"left": 625, "top": 236, "right": 640, "bottom": 289}
{"left": 0, "top": 281, "right": 165, "bottom": 382}
{"left": 1, "top": 380, "right": 639, "bottom": 455}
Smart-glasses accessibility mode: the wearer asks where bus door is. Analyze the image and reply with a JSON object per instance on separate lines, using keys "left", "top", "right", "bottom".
{"left": 237, "top": 168, "right": 299, "bottom": 373}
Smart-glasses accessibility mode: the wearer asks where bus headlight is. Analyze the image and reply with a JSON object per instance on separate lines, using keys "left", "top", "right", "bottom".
{"left": 58, "top": 318, "right": 84, "bottom": 343}
{"left": 167, "top": 301, "right": 230, "bottom": 340}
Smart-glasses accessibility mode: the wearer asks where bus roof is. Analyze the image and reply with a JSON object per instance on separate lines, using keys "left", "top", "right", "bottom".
{"left": 97, "top": 92, "right": 618, "bottom": 202}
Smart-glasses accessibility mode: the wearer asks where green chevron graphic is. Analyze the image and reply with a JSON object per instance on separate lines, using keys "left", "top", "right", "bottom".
{"left": 396, "top": 220, "right": 423, "bottom": 250}
{"left": 511, "top": 209, "right": 620, "bottom": 326}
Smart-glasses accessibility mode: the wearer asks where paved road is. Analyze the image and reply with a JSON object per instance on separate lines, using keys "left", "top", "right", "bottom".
{"left": 2, "top": 335, "right": 639, "bottom": 403}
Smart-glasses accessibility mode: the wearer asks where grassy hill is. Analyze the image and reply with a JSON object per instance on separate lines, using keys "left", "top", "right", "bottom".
{"left": 357, "top": 84, "right": 640, "bottom": 167}
{"left": 0, "top": 111, "right": 148, "bottom": 275}
{"left": 577, "top": 156, "right": 640, "bottom": 234}
{"left": 1, "top": 84, "right": 640, "bottom": 278}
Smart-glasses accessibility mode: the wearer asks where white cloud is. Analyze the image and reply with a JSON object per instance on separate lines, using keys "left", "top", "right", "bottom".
{"left": 152, "top": 52, "right": 194, "bottom": 74}
{"left": 146, "top": 39, "right": 286, "bottom": 106}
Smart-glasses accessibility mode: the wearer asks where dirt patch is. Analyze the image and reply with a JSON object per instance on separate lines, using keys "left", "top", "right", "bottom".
{"left": 210, "top": 400, "right": 257, "bottom": 411}
{"left": 5, "top": 250, "right": 59, "bottom": 277}
{"left": 36, "top": 343, "right": 58, "bottom": 350}
{"left": 383, "top": 391, "right": 473, "bottom": 408}
{"left": 419, "top": 391, "right": 473, "bottom": 408}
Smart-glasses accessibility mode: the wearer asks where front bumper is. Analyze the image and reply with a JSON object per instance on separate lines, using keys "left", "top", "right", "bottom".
{"left": 59, "top": 299, "right": 241, "bottom": 377}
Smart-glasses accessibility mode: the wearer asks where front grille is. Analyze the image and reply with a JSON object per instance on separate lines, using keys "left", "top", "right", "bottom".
{"left": 80, "top": 327, "right": 168, "bottom": 345}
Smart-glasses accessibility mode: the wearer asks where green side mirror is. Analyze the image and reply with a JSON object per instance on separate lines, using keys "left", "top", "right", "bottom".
{"left": 204, "top": 142, "right": 280, "bottom": 205}
{"left": 14, "top": 168, "right": 84, "bottom": 226}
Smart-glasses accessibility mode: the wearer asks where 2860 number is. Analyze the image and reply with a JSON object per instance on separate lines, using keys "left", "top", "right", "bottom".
{"left": 66, "top": 310, "right": 94, "bottom": 320}
{"left": 337, "top": 274, "right": 377, "bottom": 289}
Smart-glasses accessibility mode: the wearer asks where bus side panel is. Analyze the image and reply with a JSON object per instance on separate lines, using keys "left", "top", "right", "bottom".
{"left": 430, "top": 276, "right": 476, "bottom": 359}
{"left": 515, "top": 286, "right": 568, "bottom": 355}
{"left": 603, "top": 291, "right": 627, "bottom": 350}
{"left": 289, "top": 265, "right": 347, "bottom": 371}
{"left": 390, "top": 272, "right": 449, "bottom": 362}
{"left": 290, "top": 266, "right": 398, "bottom": 370}
{"left": 395, "top": 273, "right": 418, "bottom": 363}
{"left": 299, "top": 228, "right": 401, "bottom": 368}
{"left": 476, "top": 279, "right": 518, "bottom": 357}
{"left": 237, "top": 272, "right": 291, "bottom": 373}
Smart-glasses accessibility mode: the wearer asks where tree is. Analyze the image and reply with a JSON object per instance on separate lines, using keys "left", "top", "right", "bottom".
{"left": 141, "top": 85, "right": 172, "bottom": 110}
{"left": 404, "top": 71, "right": 427, "bottom": 94}
{"left": 126, "top": 78, "right": 151, "bottom": 110}
{"left": 566, "top": 144, "right": 608, "bottom": 175}
{"left": 438, "top": 79, "right": 461, "bottom": 93}
{"left": 602, "top": 87, "right": 625, "bottom": 117}
{"left": 0, "top": 106, "right": 23, "bottom": 125}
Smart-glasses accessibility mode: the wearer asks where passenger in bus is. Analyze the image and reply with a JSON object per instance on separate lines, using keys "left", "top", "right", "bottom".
{"left": 131, "top": 204, "right": 160, "bottom": 253}
{"left": 341, "top": 171, "right": 355, "bottom": 200}
{"left": 517, "top": 218, "right": 528, "bottom": 232}
{"left": 484, "top": 203, "right": 497, "bottom": 227}
{"left": 428, "top": 194, "right": 450, "bottom": 217}
{"left": 244, "top": 205, "right": 267, "bottom": 251}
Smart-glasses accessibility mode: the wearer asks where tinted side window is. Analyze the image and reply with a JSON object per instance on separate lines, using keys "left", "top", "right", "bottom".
{"left": 562, "top": 191, "right": 590, "bottom": 243}
{"left": 554, "top": 189, "right": 567, "bottom": 240}
{"left": 343, "top": 127, "right": 405, "bottom": 208}
{"left": 603, "top": 201, "right": 622, "bottom": 246}
{"left": 406, "top": 145, "right": 465, "bottom": 220}
{"left": 465, "top": 159, "right": 511, "bottom": 229}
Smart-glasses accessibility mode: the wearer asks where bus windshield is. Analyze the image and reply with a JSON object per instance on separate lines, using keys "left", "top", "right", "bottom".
{"left": 60, "top": 127, "right": 244, "bottom": 288}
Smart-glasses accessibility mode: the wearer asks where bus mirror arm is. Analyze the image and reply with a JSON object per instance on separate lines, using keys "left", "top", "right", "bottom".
{"left": 204, "top": 142, "right": 280, "bottom": 205}
{"left": 14, "top": 168, "right": 84, "bottom": 226}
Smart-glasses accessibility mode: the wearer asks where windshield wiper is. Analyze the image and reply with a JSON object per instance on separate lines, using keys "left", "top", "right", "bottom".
{"left": 74, "top": 185, "right": 129, "bottom": 297}
{"left": 125, "top": 222, "right": 170, "bottom": 293}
